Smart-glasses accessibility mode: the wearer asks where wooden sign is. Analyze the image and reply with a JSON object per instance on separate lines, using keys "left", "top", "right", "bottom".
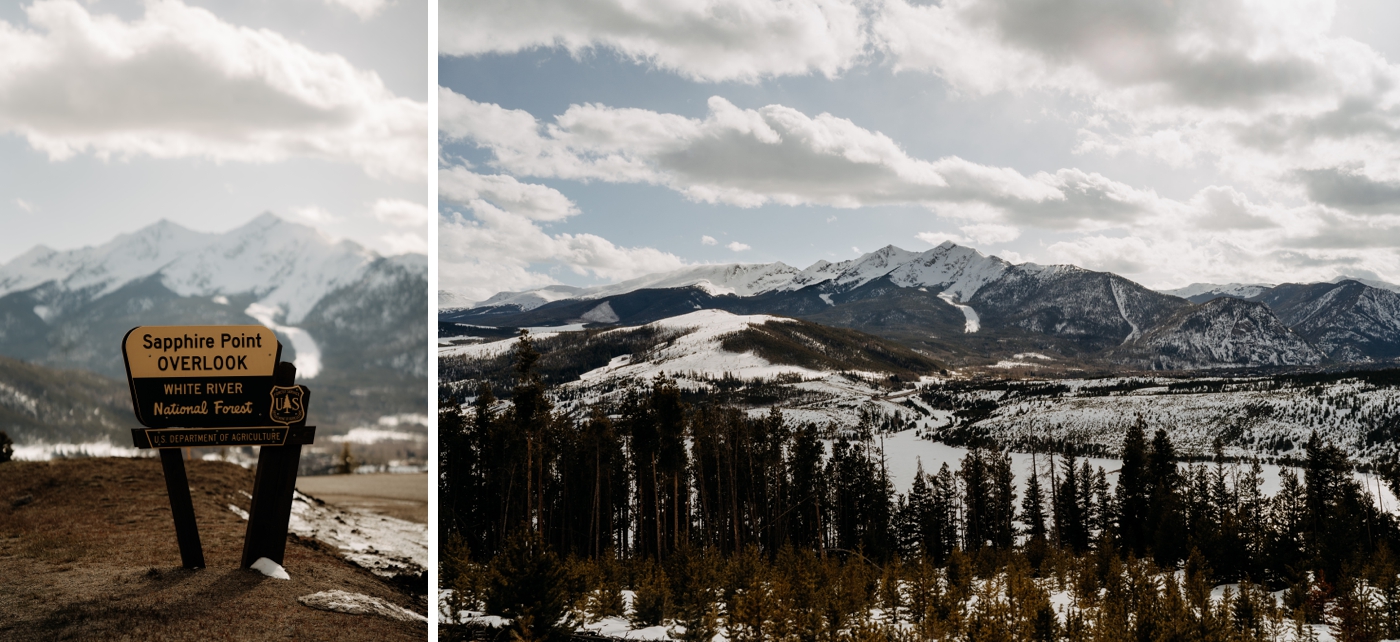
{"left": 120, "top": 325, "right": 318, "bottom": 570}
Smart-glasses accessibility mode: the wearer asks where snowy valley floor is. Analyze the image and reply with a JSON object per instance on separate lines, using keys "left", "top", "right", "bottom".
{"left": 0, "top": 457, "right": 427, "bottom": 641}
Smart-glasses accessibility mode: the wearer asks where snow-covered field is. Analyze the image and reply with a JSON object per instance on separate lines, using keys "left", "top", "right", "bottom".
{"left": 574, "top": 310, "right": 827, "bottom": 383}
{"left": 952, "top": 376, "right": 1400, "bottom": 462}
{"left": 876, "top": 429, "right": 1400, "bottom": 514}
{"left": 229, "top": 490, "right": 426, "bottom": 578}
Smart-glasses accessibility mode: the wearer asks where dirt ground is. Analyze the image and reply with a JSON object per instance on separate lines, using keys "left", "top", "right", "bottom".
{"left": 0, "top": 458, "right": 427, "bottom": 641}
{"left": 296, "top": 473, "right": 427, "bottom": 524}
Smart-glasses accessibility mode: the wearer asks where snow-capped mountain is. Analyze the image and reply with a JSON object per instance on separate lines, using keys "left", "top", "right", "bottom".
{"left": 1160, "top": 282, "right": 1274, "bottom": 304}
{"left": 1, "top": 214, "right": 378, "bottom": 324}
{"left": 0, "top": 214, "right": 427, "bottom": 433}
{"left": 459, "top": 242, "right": 1011, "bottom": 313}
{"left": 448, "top": 241, "right": 1400, "bottom": 372}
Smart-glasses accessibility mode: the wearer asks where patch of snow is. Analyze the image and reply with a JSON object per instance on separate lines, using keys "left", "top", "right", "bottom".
{"left": 332, "top": 428, "right": 427, "bottom": 444}
{"left": 1013, "top": 353, "right": 1055, "bottom": 360}
{"left": 287, "top": 491, "right": 427, "bottom": 578}
{"left": 818, "top": 293, "right": 834, "bottom": 306}
{"left": 937, "top": 292, "right": 980, "bottom": 333}
{"left": 378, "top": 413, "right": 429, "bottom": 428}
{"left": 11, "top": 439, "right": 146, "bottom": 461}
{"left": 0, "top": 381, "right": 39, "bottom": 417}
{"left": 299, "top": 590, "right": 426, "bottom": 622}
{"left": 212, "top": 295, "right": 229, "bottom": 305}
{"left": 580, "top": 301, "right": 621, "bottom": 324}
{"left": 1110, "top": 278, "right": 1140, "bottom": 344}
{"left": 690, "top": 280, "right": 735, "bottom": 297}
{"left": 438, "top": 328, "right": 580, "bottom": 360}
{"left": 572, "top": 310, "right": 826, "bottom": 383}
{"left": 438, "top": 335, "right": 534, "bottom": 360}
{"left": 989, "top": 360, "right": 1041, "bottom": 369}
{"left": 523, "top": 324, "right": 586, "bottom": 333}
{"left": 245, "top": 302, "right": 322, "bottom": 378}
{"left": 251, "top": 557, "right": 289, "bottom": 580}
{"left": 32, "top": 305, "right": 54, "bottom": 322}
{"left": 228, "top": 490, "right": 426, "bottom": 578}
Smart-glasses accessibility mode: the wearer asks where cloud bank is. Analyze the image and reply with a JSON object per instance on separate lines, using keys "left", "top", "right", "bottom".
{"left": 0, "top": 0, "right": 427, "bottom": 182}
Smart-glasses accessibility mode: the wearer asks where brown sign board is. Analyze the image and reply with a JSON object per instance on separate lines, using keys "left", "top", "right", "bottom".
{"left": 122, "top": 325, "right": 285, "bottom": 433}
{"left": 122, "top": 325, "right": 314, "bottom": 449}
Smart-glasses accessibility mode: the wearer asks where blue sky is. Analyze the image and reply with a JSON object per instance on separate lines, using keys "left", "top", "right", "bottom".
{"left": 0, "top": 0, "right": 429, "bottom": 263}
{"left": 439, "top": 0, "right": 1400, "bottom": 305}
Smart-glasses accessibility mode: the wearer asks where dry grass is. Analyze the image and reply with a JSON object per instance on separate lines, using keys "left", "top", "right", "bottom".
{"left": 0, "top": 457, "right": 427, "bottom": 641}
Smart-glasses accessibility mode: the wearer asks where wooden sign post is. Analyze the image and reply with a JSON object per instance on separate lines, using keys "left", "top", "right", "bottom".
{"left": 121, "top": 325, "right": 315, "bottom": 570}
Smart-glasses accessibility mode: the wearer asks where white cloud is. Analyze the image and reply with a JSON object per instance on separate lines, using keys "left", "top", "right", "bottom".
{"left": 15, "top": 198, "right": 33, "bottom": 213}
{"left": 439, "top": 0, "right": 869, "bottom": 83}
{"left": 0, "top": 0, "right": 427, "bottom": 182}
{"left": 996, "top": 249, "right": 1027, "bottom": 263}
{"left": 873, "top": 0, "right": 1400, "bottom": 202}
{"left": 438, "top": 169, "right": 687, "bottom": 303}
{"left": 289, "top": 205, "right": 336, "bottom": 225}
{"left": 959, "top": 223, "right": 1020, "bottom": 244}
{"left": 727, "top": 241, "right": 751, "bottom": 251}
{"left": 381, "top": 231, "right": 427, "bottom": 254}
{"left": 371, "top": 198, "right": 430, "bottom": 228}
{"left": 443, "top": 90, "right": 1176, "bottom": 228}
{"left": 916, "top": 223, "right": 1017, "bottom": 248}
{"left": 321, "top": 0, "right": 391, "bottom": 20}
{"left": 701, "top": 235, "right": 717, "bottom": 245}
{"left": 439, "top": 167, "right": 577, "bottom": 221}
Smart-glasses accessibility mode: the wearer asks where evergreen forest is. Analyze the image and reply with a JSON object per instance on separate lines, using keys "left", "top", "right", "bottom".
{"left": 440, "top": 334, "right": 1400, "bottom": 642}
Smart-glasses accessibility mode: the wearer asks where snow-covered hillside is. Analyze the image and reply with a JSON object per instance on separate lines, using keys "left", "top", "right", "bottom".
{"left": 573, "top": 310, "right": 825, "bottom": 383}
{"left": 1115, "top": 297, "right": 1322, "bottom": 369}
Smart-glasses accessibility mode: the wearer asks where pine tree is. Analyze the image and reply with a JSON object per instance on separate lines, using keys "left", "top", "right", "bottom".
{"left": 788, "top": 422, "right": 827, "bottom": 551}
{"left": 1115, "top": 416, "right": 1150, "bottom": 557}
{"left": 1021, "top": 455, "right": 1048, "bottom": 543}
{"left": 901, "top": 461, "right": 934, "bottom": 557}
{"left": 631, "top": 559, "right": 671, "bottom": 627}
{"left": 961, "top": 449, "right": 991, "bottom": 550}
{"left": 931, "top": 462, "right": 959, "bottom": 564}
{"left": 990, "top": 451, "right": 1018, "bottom": 550}
{"left": 484, "top": 531, "right": 577, "bottom": 642}
{"left": 1054, "top": 454, "right": 1087, "bottom": 553}
{"left": 1148, "top": 428, "right": 1185, "bottom": 565}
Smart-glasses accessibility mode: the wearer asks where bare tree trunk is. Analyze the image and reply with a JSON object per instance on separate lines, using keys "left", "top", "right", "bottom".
{"left": 653, "top": 454, "right": 662, "bottom": 560}
{"left": 525, "top": 437, "right": 533, "bottom": 533}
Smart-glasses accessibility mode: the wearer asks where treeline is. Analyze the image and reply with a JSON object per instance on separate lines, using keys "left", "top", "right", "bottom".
{"left": 439, "top": 335, "right": 1400, "bottom": 641}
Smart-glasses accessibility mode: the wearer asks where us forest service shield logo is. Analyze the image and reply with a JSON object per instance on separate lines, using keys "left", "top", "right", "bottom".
{"left": 269, "top": 386, "right": 306, "bottom": 425}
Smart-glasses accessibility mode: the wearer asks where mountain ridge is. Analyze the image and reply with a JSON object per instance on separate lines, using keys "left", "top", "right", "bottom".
{"left": 445, "top": 242, "right": 1400, "bottom": 372}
